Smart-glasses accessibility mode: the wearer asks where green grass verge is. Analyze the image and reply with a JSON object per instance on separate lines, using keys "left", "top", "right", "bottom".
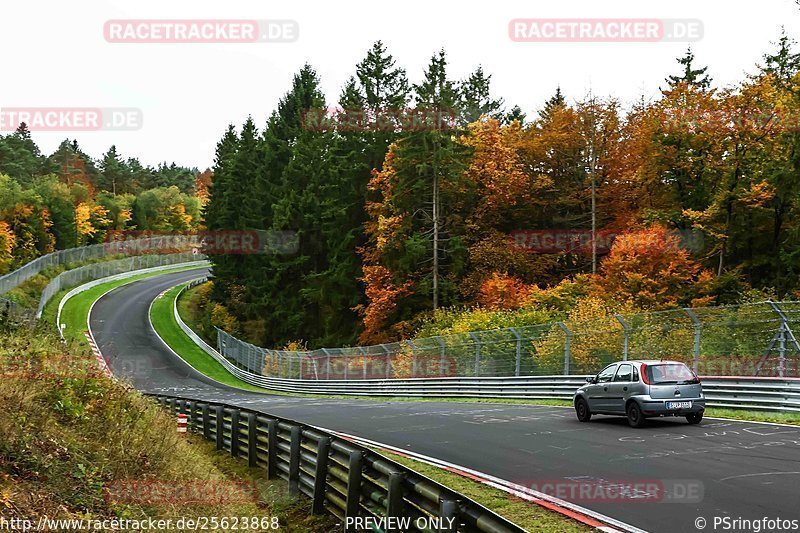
{"left": 150, "top": 284, "right": 267, "bottom": 392}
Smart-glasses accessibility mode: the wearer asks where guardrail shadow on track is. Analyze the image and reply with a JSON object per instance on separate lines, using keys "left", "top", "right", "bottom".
{"left": 149, "top": 394, "right": 527, "bottom": 533}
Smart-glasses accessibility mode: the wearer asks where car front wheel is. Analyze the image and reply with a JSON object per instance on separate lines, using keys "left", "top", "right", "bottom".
{"left": 575, "top": 398, "right": 592, "bottom": 422}
{"left": 626, "top": 402, "right": 646, "bottom": 428}
{"left": 686, "top": 412, "right": 703, "bottom": 425}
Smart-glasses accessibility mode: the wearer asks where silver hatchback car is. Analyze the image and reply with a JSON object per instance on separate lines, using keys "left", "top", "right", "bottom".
{"left": 573, "top": 360, "right": 705, "bottom": 427}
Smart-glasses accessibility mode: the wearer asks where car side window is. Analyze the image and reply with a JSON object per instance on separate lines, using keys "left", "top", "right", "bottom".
{"left": 631, "top": 366, "right": 639, "bottom": 382}
{"left": 614, "top": 364, "right": 632, "bottom": 382}
{"left": 597, "top": 365, "right": 617, "bottom": 383}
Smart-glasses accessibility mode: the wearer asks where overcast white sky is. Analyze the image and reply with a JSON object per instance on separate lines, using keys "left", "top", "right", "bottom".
{"left": 2, "top": 0, "right": 799, "bottom": 169}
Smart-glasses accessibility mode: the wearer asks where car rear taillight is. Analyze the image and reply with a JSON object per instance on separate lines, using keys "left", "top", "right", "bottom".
{"left": 641, "top": 363, "right": 650, "bottom": 384}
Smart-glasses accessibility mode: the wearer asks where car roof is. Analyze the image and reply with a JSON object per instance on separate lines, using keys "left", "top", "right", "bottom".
{"left": 621, "top": 360, "right": 686, "bottom": 365}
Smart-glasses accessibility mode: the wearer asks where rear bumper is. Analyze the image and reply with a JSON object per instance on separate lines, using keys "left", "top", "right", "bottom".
{"left": 640, "top": 398, "right": 705, "bottom": 416}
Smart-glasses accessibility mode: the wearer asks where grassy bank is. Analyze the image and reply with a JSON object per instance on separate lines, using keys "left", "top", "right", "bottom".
{"left": 0, "top": 325, "right": 336, "bottom": 532}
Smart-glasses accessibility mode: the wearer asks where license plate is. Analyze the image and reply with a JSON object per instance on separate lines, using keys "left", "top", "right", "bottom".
{"left": 667, "top": 401, "right": 692, "bottom": 409}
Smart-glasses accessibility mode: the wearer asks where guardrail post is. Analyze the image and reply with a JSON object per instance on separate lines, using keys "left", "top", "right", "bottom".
{"left": 247, "top": 412, "right": 258, "bottom": 468}
{"left": 345, "top": 451, "right": 363, "bottom": 530}
{"left": 509, "top": 327, "right": 522, "bottom": 376}
{"left": 439, "top": 498, "right": 459, "bottom": 532}
{"left": 169, "top": 397, "right": 177, "bottom": 414}
{"left": 614, "top": 314, "right": 630, "bottom": 361}
{"left": 288, "top": 426, "right": 302, "bottom": 496}
{"left": 387, "top": 472, "right": 405, "bottom": 522}
{"left": 201, "top": 404, "right": 211, "bottom": 439}
{"left": 558, "top": 322, "right": 571, "bottom": 375}
{"left": 684, "top": 308, "right": 701, "bottom": 374}
{"left": 230, "top": 409, "right": 240, "bottom": 457}
{"left": 186, "top": 401, "right": 194, "bottom": 429}
{"left": 435, "top": 336, "right": 446, "bottom": 377}
{"left": 215, "top": 406, "right": 224, "bottom": 450}
{"left": 469, "top": 332, "right": 480, "bottom": 377}
{"left": 312, "top": 436, "right": 331, "bottom": 514}
{"left": 267, "top": 420, "right": 278, "bottom": 479}
{"left": 177, "top": 399, "right": 186, "bottom": 416}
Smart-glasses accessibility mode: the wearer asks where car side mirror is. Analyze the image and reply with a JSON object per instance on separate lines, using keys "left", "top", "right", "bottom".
{"left": 586, "top": 376, "right": 595, "bottom": 384}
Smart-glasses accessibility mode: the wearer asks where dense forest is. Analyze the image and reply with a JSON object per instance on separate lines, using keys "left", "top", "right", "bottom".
{"left": 0, "top": 129, "right": 209, "bottom": 274}
{"left": 203, "top": 34, "right": 800, "bottom": 349}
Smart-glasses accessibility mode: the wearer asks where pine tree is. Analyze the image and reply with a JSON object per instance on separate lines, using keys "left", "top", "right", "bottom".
{"left": 459, "top": 66, "right": 504, "bottom": 124}
{"left": 762, "top": 27, "right": 800, "bottom": 85}
{"left": 666, "top": 47, "right": 712, "bottom": 90}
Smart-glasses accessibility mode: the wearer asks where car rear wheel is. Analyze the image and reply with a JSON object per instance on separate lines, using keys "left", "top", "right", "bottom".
{"left": 626, "top": 402, "right": 646, "bottom": 428}
{"left": 575, "top": 398, "right": 592, "bottom": 422}
{"left": 686, "top": 412, "right": 703, "bottom": 425}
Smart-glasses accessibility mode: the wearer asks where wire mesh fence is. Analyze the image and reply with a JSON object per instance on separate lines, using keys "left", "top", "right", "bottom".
{"left": 0, "top": 237, "right": 203, "bottom": 323}
{"left": 36, "top": 252, "right": 203, "bottom": 318}
{"left": 215, "top": 301, "right": 800, "bottom": 379}
{"left": 0, "top": 237, "right": 186, "bottom": 296}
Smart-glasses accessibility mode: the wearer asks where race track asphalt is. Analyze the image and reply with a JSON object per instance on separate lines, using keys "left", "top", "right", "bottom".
{"left": 89, "top": 268, "right": 800, "bottom": 533}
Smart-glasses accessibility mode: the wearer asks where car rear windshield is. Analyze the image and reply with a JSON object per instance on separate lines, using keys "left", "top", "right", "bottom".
{"left": 645, "top": 363, "right": 698, "bottom": 385}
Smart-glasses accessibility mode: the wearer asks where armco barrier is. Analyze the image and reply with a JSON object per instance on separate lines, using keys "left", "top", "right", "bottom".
{"left": 149, "top": 394, "right": 526, "bottom": 533}
{"left": 171, "top": 279, "right": 800, "bottom": 412}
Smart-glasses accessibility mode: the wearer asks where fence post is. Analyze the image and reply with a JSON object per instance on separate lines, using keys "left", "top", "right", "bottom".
{"left": 247, "top": 412, "right": 258, "bottom": 468}
{"left": 345, "top": 451, "right": 363, "bottom": 530}
{"left": 684, "top": 308, "right": 701, "bottom": 374}
{"left": 558, "top": 322, "right": 571, "bottom": 376}
{"left": 614, "top": 314, "right": 630, "bottom": 361}
{"left": 358, "top": 347, "right": 367, "bottom": 379}
{"left": 311, "top": 436, "right": 331, "bottom": 514}
{"left": 469, "top": 332, "right": 481, "bottom": 377}
{"left": 266, "top": 420, "right": 278, "bottom": 479}
{"left": 435, "top": 336, "right": 446, "bottom": 377}
{"left": 509, "top": 327, "right": 522, "bottom": 376}
{"left": 230, "top": 409, "right": 240, "bottom": 457}
{"left": 323, "top": 348, "right": 331, "bottom": 380}
{"left": 288, "top": 426, "right": 301, "bottom": 496}
{"left": 439, "top": 498, "right": 459, "bottom": 533}
{"left": 407, "top": 340, "right": 417, "bottom": 377}
{"left": 382, "top": 344, "right": 392, "bottom": 379}
{"left": 768, "top": 301, "right": 800, "bottom": 378}
{"left": 214, "top": 406, "right": 224, "bottom": 450}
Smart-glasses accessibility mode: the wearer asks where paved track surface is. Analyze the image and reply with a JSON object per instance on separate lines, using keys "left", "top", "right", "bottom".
{"left": 90, "top": 269, "right": 800, "bottom": 533}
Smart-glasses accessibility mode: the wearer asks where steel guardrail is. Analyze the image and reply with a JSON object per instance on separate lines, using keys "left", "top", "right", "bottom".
{"left": 148, "top": 393, "right": 527, "bottom": 533}
{"left": 171, "top": 280, "right": 800, "bottom": 412}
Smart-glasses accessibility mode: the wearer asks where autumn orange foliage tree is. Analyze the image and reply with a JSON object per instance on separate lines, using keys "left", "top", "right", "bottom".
{"left": 594, "top": 225, "right": 715, "bottom": 310}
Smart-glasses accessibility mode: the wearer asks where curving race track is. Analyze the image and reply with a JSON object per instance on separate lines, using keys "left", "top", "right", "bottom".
{"left": 89, "top": 268, "right": 800, "bottom": 533}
